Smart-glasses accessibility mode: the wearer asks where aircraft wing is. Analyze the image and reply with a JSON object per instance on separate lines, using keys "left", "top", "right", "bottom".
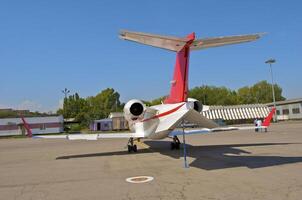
{"left": 170, "top": 108, "right": 276, "bottom": 137}
{"left": 33, "top": 132, "right": 143, "bottom": 140}
{"left": 169, "top": 125, "right": 266, "bottom": 137}
{"left": 183, "top": 109, "right": 219, "bottom": 129}
{"left": 190, "top": 33, "right": 265, "bottom": 50}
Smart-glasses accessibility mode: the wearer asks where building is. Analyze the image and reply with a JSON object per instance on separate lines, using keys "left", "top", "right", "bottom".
{"left": 267, "top": 98, "right": 302, "bottom": 120}
{"left": 109, "top": 112, "right": 128, "bottom": 130}
{"left": 90, "top": 118, "right": 113, "bottom": 131}
{"left": 0, "top": 116, "right": 64, "bottom": 136}
{"left": 90, "top": 112, "right": 128, "bottom": 131}
{"left": 202, "top": 104, "right": 270, "bottom": 121}
{"left": 0, "top": 108, "right": 13, "bottom": 112}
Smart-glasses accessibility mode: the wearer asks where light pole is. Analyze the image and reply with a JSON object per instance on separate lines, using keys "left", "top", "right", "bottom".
{"left": 62, "top": 88, "right": 70, "bottom": 99}
{"left": 265, "top": 58, "right": 277, "bottom": 122}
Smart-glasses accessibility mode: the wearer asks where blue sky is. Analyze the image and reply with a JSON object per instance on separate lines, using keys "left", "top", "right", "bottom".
{"left": 0, "top": 0, "right": 301, "bottom": 112}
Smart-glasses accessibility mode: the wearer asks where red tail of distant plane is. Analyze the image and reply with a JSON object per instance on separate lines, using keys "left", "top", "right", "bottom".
{"left": 21, "top": 117, "right": 32, "bottom": 137}
{"left": 119, "top": 30, "right": 263, "bottom": 104}
{"left": 262, "top": 107, "right": 276, "bottom": 127}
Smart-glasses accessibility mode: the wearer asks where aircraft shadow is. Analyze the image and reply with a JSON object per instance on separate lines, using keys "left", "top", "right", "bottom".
{"left": 56, "top": 149, "right": 152, "bottom": 159}
{"left": 56, "top": 141, "right": 302, "bottom": 170}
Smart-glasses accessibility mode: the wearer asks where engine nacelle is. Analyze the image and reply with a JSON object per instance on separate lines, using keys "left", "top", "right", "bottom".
{"left": 187, "top": 98, "right": 203, "bottom": 112}
{"left": 124, "top": 99, "right": 146, "bottom": 121}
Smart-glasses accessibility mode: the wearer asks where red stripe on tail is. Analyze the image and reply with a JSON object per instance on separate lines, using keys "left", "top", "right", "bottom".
{"left": 164, "top": 33, "right": 195, "bottom": 104}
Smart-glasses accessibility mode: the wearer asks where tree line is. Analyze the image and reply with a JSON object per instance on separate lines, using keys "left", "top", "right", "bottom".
{"left": 189, "top": 80, "right": 285, "bottom": 105}
{"left": 58, "top": 80, "right": 285, "bottom": 127}
{"left": 57, "top": 88, "right": 123, "bottom": 127}
{"left": 0, "top": 110, "right": 52, "bottom": 119}
{"left": 145, "top": 80, "right": 285, "bottom": 106}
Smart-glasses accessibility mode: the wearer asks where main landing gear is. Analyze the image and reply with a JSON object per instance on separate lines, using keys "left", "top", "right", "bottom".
{"left": 171, "top": 136, "right": 180, "bottom": 150}
{"left": 127, "top": 137, "right": 137, "bottom": 153}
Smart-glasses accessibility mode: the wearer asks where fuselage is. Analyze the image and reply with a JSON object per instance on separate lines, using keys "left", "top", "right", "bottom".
{"left": 128, "top": 101, "right": 195, "bottom": 139}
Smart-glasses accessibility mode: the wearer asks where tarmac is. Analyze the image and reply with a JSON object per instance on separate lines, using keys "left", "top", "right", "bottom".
{"left": 0, "top": 121, "right": 302, "bottom": 200}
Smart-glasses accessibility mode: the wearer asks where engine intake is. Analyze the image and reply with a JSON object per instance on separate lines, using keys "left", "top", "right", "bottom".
{"left": 124, "top": 99, "right": 146, "bottom": 121}
{"left": 187, "top": 98, "right": 203, "bottom": 112}
{"left": 130, "top": 102, "right": 144, "bottom": 116}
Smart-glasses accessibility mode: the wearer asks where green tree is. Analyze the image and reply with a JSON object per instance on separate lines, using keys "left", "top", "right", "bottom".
{"left": 88, "top": 88, "right": 122, "bottom": 119}
{"left": 150, "top": 96, "right": 166, "bottom": 106}
{"left": 152, "top": 80, "right": 285, "bottom": 106}
{"left": 58, "top": 88, "right": 123, "bottom": 128}
{"left": 238, "top": 80, "right": 285, "bottom": 104}
{"left": 237, "top": 86, "right": 255, "bottom": 104}
{"left": 189, "top": 85, "right": 238, "bottom": 105}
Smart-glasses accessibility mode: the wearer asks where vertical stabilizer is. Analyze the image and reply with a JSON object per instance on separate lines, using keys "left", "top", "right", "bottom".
{"left": 262, "top": 107, "right": 276, "bottom": 127}
{"left": 21, "top": 117, "right": 32, "bottom": 137}
{"left": 164, "top": 33, "right": 195, "bottom": 104}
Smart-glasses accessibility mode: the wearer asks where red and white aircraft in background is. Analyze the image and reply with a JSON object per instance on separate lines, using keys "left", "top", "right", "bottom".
{"left": 34, "top": 30, "right": 275, "bottom": 156}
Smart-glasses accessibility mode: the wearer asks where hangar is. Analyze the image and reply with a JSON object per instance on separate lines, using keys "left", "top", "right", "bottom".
{"left": 267, "top": 98, "right": 302, "bottom": 120}
{"left": 202, "top": 104, "right": 270, "bottom": 121}
{"left": 0, "top": 116, "right": 64, "bottom": 136}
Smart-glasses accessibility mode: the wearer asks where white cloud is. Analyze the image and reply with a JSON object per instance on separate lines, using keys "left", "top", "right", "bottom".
{"left": 0, "top": 99, "right": 63, "bottom": 114}
{"left": 47, "top": 99, "right": 64, "bottom": 114}
{"left": 58, "top": 99, "right": 64, "bottom": 109}
{"left": 0, "top": 103, "right": 8, "bottom": 109}
{"left": 17, "top": 100, "right": 43, "bottom": 112}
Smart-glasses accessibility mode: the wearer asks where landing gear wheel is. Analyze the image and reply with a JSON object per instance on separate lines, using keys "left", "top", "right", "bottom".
{"left": 127, "top": 137, "right": 137, "bottom": 153}
{"left": 171, "top": 136, "right": 181, "bottom": 150}
{"left": 171, "top": 142, "right": 175, "bottom": 150}
{"left": 133, "top": 145, "right": 137, "bottom": 152}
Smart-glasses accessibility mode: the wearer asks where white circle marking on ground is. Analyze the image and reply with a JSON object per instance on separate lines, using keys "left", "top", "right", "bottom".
{"left": 126, "top": 176, "right": 154, "bottom": 183}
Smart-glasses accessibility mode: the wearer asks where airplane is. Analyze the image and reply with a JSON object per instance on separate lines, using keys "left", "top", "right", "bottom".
{"left": 31, "top": 30, "right": 275, "bottom": 166}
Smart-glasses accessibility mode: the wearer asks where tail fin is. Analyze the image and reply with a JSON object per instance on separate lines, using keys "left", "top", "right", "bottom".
{"left": 119, "top": 30, "right": 264, "bottom": 104}
{"left": 262, "top": 108, "right": 276, "bottom": 127}
{"left": 164, "top": 33, "right": 195, "bottom": 103}
{"left": 21, "top": 117, "right": 32, "bottom": 137}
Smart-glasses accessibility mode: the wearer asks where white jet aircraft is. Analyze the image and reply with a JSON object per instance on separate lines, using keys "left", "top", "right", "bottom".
{"left": 32, "top": 30, "right": 275, "bottom": 158}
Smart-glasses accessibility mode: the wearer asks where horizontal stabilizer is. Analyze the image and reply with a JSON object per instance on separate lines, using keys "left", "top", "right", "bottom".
{"left": 191, "top": 33, "right": 265, "bottom": 50}
{"left": 119, "top": 30, "right": 264, "bottom": 52}
{"left": 119, "top": 30, "right": 188, "bottom": 52}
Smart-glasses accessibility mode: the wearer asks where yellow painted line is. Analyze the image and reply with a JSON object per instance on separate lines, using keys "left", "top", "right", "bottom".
{"left": 134, "top": 140, "right": 150, "bottom": 149}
